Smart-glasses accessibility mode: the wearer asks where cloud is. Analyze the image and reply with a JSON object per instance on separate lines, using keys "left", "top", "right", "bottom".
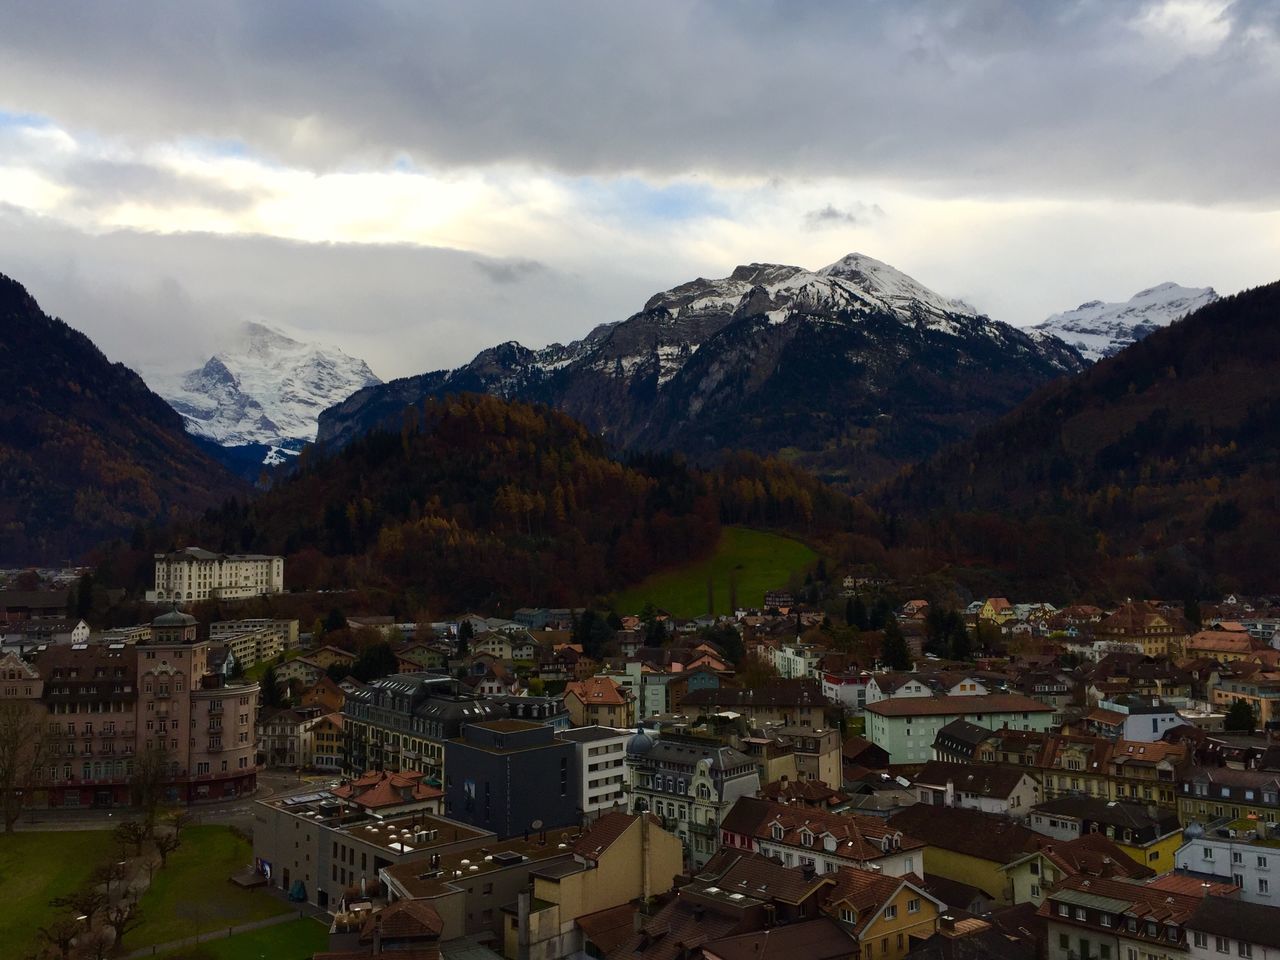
{"left": 0, "top": 1, "right": 1276, "bottom": 205}
{"left": 473, "top": 257, "right": 547, "bottom": 285}
{"left": 803, "top": 202, "right": 887, "bottom": 230}
{"left": 59, "top": 158, "right": 262, "bottom": 211}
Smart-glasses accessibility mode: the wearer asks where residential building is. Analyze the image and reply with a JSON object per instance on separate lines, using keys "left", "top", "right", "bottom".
{"left": 563, "top": 676, "right": 636, "bottom": 728}
{"left": 821, "top": 668, "right": 872, "bottom": 713}
{"left": 558, "top": 725, "right": 629, "bottom": 822}
{"left": 865, "top": 694, "right": 1055, "bottom": 764}
{"left": 1028, "top": 796, "right": 1182, "bottom": 872}
{"left": 887, "top": 805, "right": 1045, "bottom": 905}
{"left": 443, "top": 719, "right": 576, "bottom": 838}
{"left": 681, "top": 679, "right": 831, "bottom": 728}
{"left": 824, "top": 868, "right": 944, "bottom": 960}
{"left": 1185, "top": 895, "right": 1280, "bottom": 960}
{"left": 1178, "top": 767, "right": 1280, "bottom": 827}
{"left": 625, "top": 727, "right": 760, "bottom": 868}
{"left": 911, "top": 761, "right": 1040, "bottom": 818}
{"left": 148, "top": 547, "right": 284, "bottom": 602}
{"left": 209, "top": 617, "right": 299, "bottom": 649}
{"left": 1000, "top": 833, "right": 1153, "bottom": 907}
{"left": 1107, "top": 739, "right": 1188, "bottom": 808}
{"left": 768, "top": 641, "right": 823, "bottom": 679}
{"left": 1039, "top": 874, "right": 1208, "bottom": 960}
{"left": 1093, "top": 602, "right": 1190, "bottom": 659}
{"left": 1175, "top": 817, "right": 1280, "bottom": 904}
{"left": 1089, "top": 697, "right": 1184, "bottom": 743}
{"left": 505, "top": 812, "right": 684, "bottom": 960}
{"left": 721, "top": 796, "right": 927, "bottom": 877}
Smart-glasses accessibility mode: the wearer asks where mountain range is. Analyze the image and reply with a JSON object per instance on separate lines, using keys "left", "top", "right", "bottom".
{"left": 317, "top": 253, "right": 1085, "bottom": 488}
{"left": 1030, "top": 282, "right": 1219, "bottom": 363}
{"left": 0, "top": 272, "right": 241, "bottom": 563}
{"left": 155, "top": 322, "right": 380, "bottom": 468}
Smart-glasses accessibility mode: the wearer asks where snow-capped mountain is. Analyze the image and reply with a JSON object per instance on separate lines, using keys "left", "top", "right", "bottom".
{"left": 1030, "top": 282, "right": 1219, "bottom": 363}
{"left": 159, "top": 322, "right": 381, "bottom": 453}
{"left": 319, "top": 253, "right": 1082, "bottom": 489}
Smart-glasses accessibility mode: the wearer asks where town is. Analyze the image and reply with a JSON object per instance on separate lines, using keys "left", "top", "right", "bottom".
{"left": 5, "top": 550, "right": 1280, "bottom": 960}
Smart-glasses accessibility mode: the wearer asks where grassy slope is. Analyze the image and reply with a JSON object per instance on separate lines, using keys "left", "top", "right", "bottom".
{"left": 0, "top": 830, "right": 117, "bottom": 953}
{"left": 133, "top": 826, "right": 291, "bottom": 947}
{"left": 613, "top": 526, "right": 816, "bottom": 618}
{"left": 155, "top": 917, "right": 329, "bottom": 960}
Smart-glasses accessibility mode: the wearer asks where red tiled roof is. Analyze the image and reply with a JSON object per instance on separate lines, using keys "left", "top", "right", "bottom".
{"left": 566, "top": 676, "right": 632, "bottom": 706}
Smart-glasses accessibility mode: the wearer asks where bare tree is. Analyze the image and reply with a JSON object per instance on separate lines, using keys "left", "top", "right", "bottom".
{"left": 106, "top": 899, "right": 145, "bottom": 950}
{"left": 0, "top": 700, "right": 49, "bottom": 832}
{"left": 90, "top": 860, "right": 128, "bottom": 902}
{"left": 113, "top": 819, "right": 148, "bottom": 857}
{"left": 49, "top": 885, "right": 106, "bottom": 927}
{"left": 128, "top": 741, "right": 171, "bottom": 835}
{"left": 37, "top": 917, "right": 80, "bottom": 959}
{"left": 154, "top": 830, "right": 181, "bottom": 867}
{"left": 169, "top": 809, "right": 194, "bottom": 840}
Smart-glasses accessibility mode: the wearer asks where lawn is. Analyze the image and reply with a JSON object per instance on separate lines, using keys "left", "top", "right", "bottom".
{"left": 614, "top": 526, "right": 818, "bottom": 618}
{"left": 244, "top": 647, "right": 306, "bottom": 683}
{"left": 154, "top": 917, "right": 329, "bottom": 960}
{"left": 0, "top": 829, "right": 118, "bottom": 954}
{"left": 132, "top": 826, "right": 291, "bottom": 947}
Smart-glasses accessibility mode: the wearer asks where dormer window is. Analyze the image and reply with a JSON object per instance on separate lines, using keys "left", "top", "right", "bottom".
{"left": 840, "top": 907, "right": 856, "bottom": 924}
{"left": 800, "top": 829, "right": 814, "bottom": 848}
{"left": 771, "top": 822, "right": 785, "bottom": 840}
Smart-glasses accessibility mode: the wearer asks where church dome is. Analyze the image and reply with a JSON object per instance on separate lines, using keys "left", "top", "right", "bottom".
{"left": 1182, "top": 821, "right": 1206, "bottom": 841}
{"left": 626, "top": 727, "right": 656, "bottom": 757}
{"left": 153, "top": 607, "right": 197, "bottom": 628}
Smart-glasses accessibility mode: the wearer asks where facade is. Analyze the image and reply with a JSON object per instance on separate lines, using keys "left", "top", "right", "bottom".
{"left": 626, "top": 728, "right": 760, "bottom": 868}
{"left": 148, "top": 547, "right": 284, "bottom": 602}
{"left": 865, "top": 694, "right": 1056, "bottom": 764}
{"left": 1028, "top": 796, "right": 1182, "bottom": 871}
{"left": 772, "top": 724, "right": 843, "bottom": 788}
{"left": 681, "top": 679, "right": 831, "bottom": 728}
{"left": 563, "top": 676, "right": 636, "bottom": 728}
{"left": 1093, "top": 602, "right": 1190, "bottom": 659}
{"left": 209, "top": 618, "right": 299, "bottom": 669}
{"left": 1175, "top": 818, "right": 1280, "bottom": 904}
{"left": 443, "top": 719, "right": 577, "bottom": 838}
{"left": 1039, "top": 874, "right": 1204, "bottom": 960}
{"left": 558, "top": 725, "right": 629, "bottom": 821}
{"left": 1178, "top": 767, "right": 1280, "bottom": 827}
{"left": 1186, "top": 895, "right": 1280, "bottom": 960}
{"left": 824, "top": 869, "right": 944, "bottom": 960}
{"left": 912, "top": 760, "right": 1040, "bottom": 818}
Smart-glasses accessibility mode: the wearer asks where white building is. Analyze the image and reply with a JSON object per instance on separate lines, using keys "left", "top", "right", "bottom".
{"left": 149, "top": 548, "right": 284, "bottom": 602}
{"left": 1176, "top": 818, "right": 1280, "bottom": 905}
{"left": 767, "top": 642, "right": 823, "bottom": 679}
{"left": 558, "top": 725, "right": 630, "bottom": 822}
{"left": 1186, "top": 896, "right": 1280, "bottom": 960}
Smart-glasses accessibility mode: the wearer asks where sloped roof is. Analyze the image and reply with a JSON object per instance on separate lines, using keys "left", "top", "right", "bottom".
{"left": 865, "top": 693, "right": 1052, "bottom": 717}
{"left": 571, "top": 812, "right": 659, "bottom": 862}
{"left": 702, "top": 919, "right": 853, "bottom": 960}
{"left": 887, "top": 806, "right": 1041, "bottom": 868}
{"left": 1186, "top": 895, "right": 1280, "bottom": 950}
{"left": 566, "top": 676, "right": 632, "bottom": 705}
{"left": 745, "top": 797, "right": 924, "bottom": 861}
{"left": 360, "top": 898, "right": 443, "bottom": 941}
{"left": 913, "top": 761, "right": 1033, "bottom": 799}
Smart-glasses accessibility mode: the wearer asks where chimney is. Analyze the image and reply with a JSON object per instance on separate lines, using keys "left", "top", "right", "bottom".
{"left": 940, "top": 914, "right": 956, "bottom": 933}
{"left": 372, "top": 912, "right": 382, "bottom": 954}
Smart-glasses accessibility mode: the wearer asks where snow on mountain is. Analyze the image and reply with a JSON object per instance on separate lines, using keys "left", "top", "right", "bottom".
{"left": 158, "top": 322, "right": 381, "bottom": 451}
{"left": 1030, "top": 282, "right": 1218, "bottom": 363}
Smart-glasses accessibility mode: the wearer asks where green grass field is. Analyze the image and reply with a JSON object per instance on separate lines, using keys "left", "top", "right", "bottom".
{"left": 614, "top": 526, "right": 817, "bottom": 618}
{"left": 0, "top": 829, "right": 119, "bottom": 953}
{"left": 132, "top": 826, "right": 291, "bottom": 947}
{"left": 154, "top": 917, "right": 329, "bottom": 960}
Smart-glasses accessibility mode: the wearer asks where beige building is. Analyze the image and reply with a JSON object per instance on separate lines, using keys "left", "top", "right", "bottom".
{"left": 148, "top": 547, "right": 284, "bottom": 602}
{"left": 564, "top": 676, "right": 635, "bottom": 728}
{"left": 506, "top": 812, "right": 684, "bottom": 960}
{"left": 209, "top": 619, "right": 299, "bottom": 669}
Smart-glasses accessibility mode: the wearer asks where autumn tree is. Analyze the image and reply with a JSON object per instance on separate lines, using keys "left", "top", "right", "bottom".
{"left": 154, "top": 830, "right": 181, "bottom": 867}
{"left": 0, "top": 700, "right": 49, "bottom": 832}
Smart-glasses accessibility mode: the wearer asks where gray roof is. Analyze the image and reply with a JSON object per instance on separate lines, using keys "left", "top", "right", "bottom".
{"left": 1187, "top": 896, "right": 1280, "bottom": 949}
{"left": 559, "top": 725, "right": 628, "bottom": 743}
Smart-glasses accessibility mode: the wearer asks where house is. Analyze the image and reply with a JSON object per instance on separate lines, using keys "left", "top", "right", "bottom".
{"left": 887, "top": 806, "right": 1045, "bottom": 905}
{"left": 722, "top": 796, "right": 927, "bottom": 878}
{"left": 320, "top": 898, "right": 443, "bottom": 960}
{"left": 503, "top": 812, "right": 684, "bottom": 960}
{"left": 681, "top": 679, "right": 831, "bottom": 728}
{"left": 1107, "top": 738, "right": 1188, "bottom": 808}
{"left": 300, "top": 675, "right": 346, "bottom": 713}
{"left": 822, "top": 868, "right": 944, "bottom": 960}
{"left": 1000, "top": 833, "right": 1153, "bottom": 906}
{"left": 1185, "top": 896, "right": 1280, "bottom": 960}
{"left": 1185, "top": 629, "right": 1267, "bottom": 662}
{"left": 911, "top": 761, "right": 1040, "bottom": 819}
{"left": 864, "top": 694, "right": 1056, "bottom": 764}
{"left": 564, "top": 676, "right": 636, "bottom": 728}
{"left": 979, "top": 598, "right": 1015, "bottom": 624}
{"left": 1093, "top": 602, "right": 1191, "bottom": 658}
{"left": 1027, "top": 795, "right": 1182, "bottom": 872}
{"left": 1038, "top": 874, "right": 1213, "bottom": 960}
{"left": 330, "top": 768, "right": 443, "bottom": 814}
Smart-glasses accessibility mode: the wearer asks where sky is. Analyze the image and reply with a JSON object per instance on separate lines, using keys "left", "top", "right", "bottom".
{"left": 1, "top": 0, "right": 1278, "bottom": 380}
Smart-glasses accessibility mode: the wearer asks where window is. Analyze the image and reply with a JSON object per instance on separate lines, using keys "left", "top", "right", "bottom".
{"left": 1217, "top": 936, "right": 1231, "bottom": 953}
{"left": 883, "top": 905, "right": 897, "bottom": 920}
{"left": 840, "top": 908, "right": 856, "bottom": 924}
{"left": 1100, "top": 946, "right": 1111, "bottom": 960}
{"left": 1259, "top": 878, "right": 1269, "bottom": 895}
{"left": 1059, "top": 934, "right": 1070, "bottom": 950}
{"left": 907, "top": 898, "right": 920, "bottom": 914}
{"left": 1194, "top": 932, "right": 1208, "bottom": 948}
{"left": 1239, "top": 944, "right": 1253, "bottom": 958}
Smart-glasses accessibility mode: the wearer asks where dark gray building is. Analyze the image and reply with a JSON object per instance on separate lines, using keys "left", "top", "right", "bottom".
{"left": 443, "top": 719, "right": 576, "bottom": 838}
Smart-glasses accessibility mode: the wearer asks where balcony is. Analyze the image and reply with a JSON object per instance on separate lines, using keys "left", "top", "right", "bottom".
{"left": 208, "top": 703, "right": 224, "bottom": 715}
{"left": 689, "top": 820, "right": 717, "bottom": 837}
{"left": 207, "top": 742, "right": 224, "bottom": 752}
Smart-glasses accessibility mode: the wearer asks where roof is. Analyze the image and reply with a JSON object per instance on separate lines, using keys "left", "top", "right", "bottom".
{"left": 331, "top": 769, "right": 443, "bottom": 810}
{"left": 1036, "top": 874, "right": 1205, "bottom": 926}
{"left": 566, "top": 676, "right": 632, "bottom": 706}
{"left": 913, "top": 761, "right": 1032, "bottom": 799}
{"left": 1030, "top": 796, "right": 1179, "bottom": 835}
{"left": 918, "top": 875, "right": 991, "bottom": 911}
{"left": 576, "top": 904, "right": 639, "bottom": 955}
{"left": 933, "top": 719, "right": 992, "bottom": 751}
{"left": 682, "top": 679, "right": 828, "bottom": 709}
{"left": 571, "top": 812, "right": 654, "bottom": 862}
{"left": 701, "top": 851, "right": 833, "bottom": 905}
{"left": 702, "top": 919, "right": 853, "bottom": 960}
{"left": 865, "top": 693, "right": 1053, "bottom": 718}
{"left": 887, "top": 806, "right": 1041, "bottom": 869}
{"left": 1006, "top": 833, "right": 1152, "bottom": 880}
{"left": 736, "top": 797, "right": 925, "bottom": 862}
{"left": 360, "top": 898, "right": 443, "bottom": 941}
{"left": 559, "top": 725, "right": 628, "bottom": 743}
{"left": 1186, "top": 895, "right": 1280, "bottom": 949}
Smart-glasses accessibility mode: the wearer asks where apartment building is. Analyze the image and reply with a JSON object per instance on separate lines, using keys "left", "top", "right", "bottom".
{"left": 558, "top": 725, "right": 629, "bottom": 821}
{"left": 1176, "top": 817, "right": 1280, "bottom": 904}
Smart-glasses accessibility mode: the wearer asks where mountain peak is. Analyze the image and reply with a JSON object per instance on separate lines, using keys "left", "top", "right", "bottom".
{"left": 1032, "top": 282, "right": 1219, "bottom": 362}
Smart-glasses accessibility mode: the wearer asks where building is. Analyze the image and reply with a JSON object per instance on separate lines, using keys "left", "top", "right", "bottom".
{"left": 1028, "top": 796, "right": 1182, "bottom": 872}
{"left": 506, "top": 812, "right": 684, "bottom": 960}
{"left": 1178, "top": 766, "right": 1280, "bottom": 827}
{"left": 824, "top": 868, "right": 944, "bottom": 960}
{"left": 887, "top": 805, "right": 1045, "bottom": 905}
{"left": 36, "top": 609, "right": 259, "bottom": 808}
{"left": 343, "top": 674, "right": 505, "bottom": 783}
{"left": 148, "top": 547, "right": 284, "bottom": 602}
{"left": 681, "top": 679, "right": 832, "bottom": 728}
{"left": 1185, "top": 895, "right": 1280, "bottom": 960}
{"left": 1093, "top": 602, "right": 1191, "bottom": 659}
{"left": 1107, "top": 739, "right": 1187, "bottom": 808}
{"left": 625, "top": 728, "right": 760, "bottom": 868}
{"left": 1000, "top": 833, "right": 1153, "bottom": 907}
{"left": 443, "top": 719, "right": 576, "bottom": 838}
{"left": 1175, "top": 817, "right": 1280, "bottom": 904}
{"left": 911, "top": 761, "right": 1040, "bottom": 819}
{"left": 563, "top": 676, "right": 636, "bottom": 728}
{"left": 721, "top": 796, "right": 927, "bottom": 877}
{"left": 770, "top": 724, "right": 842, "bottom": 788}
{"left": 209, "top": 618, "right": 299, "bottom": 669}
{"left": 558, "top": 726, "right": 629, "bottom": 822}
{"left": 767, "top": 641, "right": 823, "bottom": 679}
{"left": 865, "top": 694, "right": 1056, "bottom": 764}
{"left": 1038, "top": 874, "right": 1209, "bottom": 960}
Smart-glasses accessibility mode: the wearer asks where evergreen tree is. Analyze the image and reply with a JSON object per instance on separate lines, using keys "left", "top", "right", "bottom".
{"left": 261, "top": 665, "right": 284, "bottom": 708}
{"left": 457, "top": 619, "right": 474, "bottom": 657}
{"left": 1183, "top": 597, "right": 1202, "bottom": 630}
{"left": 1226, "top": 698, "right": 1255, "bottom": 732}
{"left": 323, "top": 607, "right": 348, "bottom": 633}
{"left": 880, "top": 620, "right": 912, "bottom": 671}
{"left": 74, "top": 571, "right": 94, "bottom": 621}
{"left": 851, "top": 595, "right": 869, "bottom": 631}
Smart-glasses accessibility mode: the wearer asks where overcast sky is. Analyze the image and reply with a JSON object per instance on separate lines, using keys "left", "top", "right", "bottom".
{"left": 1, "top": 0, "right": 1278, "bottom": 380}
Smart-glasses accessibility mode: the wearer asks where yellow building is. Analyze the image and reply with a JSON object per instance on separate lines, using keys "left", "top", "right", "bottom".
{"left": 505, "top": 812, "right": 683, "bottom": 960}
{"left": 825, "top": 869, "right": 943, "bottom": 960}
